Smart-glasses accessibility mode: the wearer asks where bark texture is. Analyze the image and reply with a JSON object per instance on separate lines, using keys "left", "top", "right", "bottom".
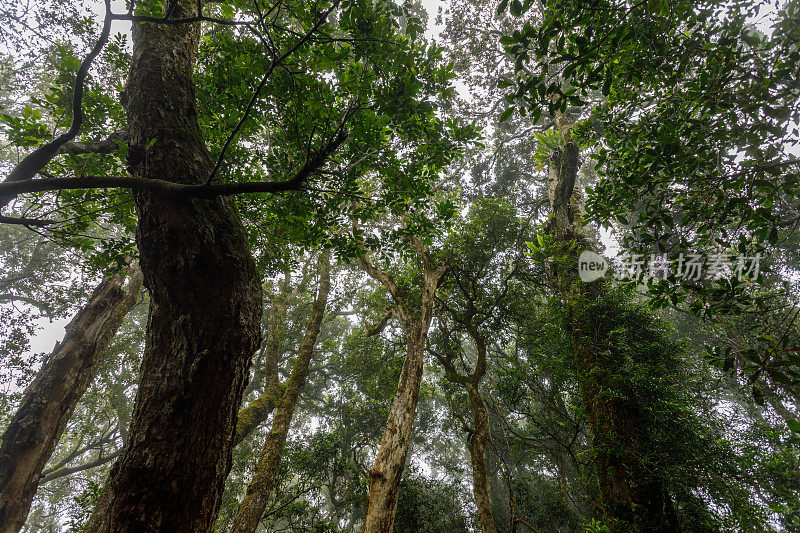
{"left": 435, "top": 326, "right": 498, "bottom": 533}
{"left": 360, "top": 238, "right": 447, "bottom": 533}
{"left": 82, "top": 1, "right": 263, "bottom": 531}
{"left": 229, "top": 252, "right": 331, "bottom": 533}
{"left": 0, "top": 268, "right": 142, "bottom": 533}
{"left": 547, "top": 131, "right": 679, "bottom": 532}
{"left": 465, "top": 382, "right": 498, "bottom": 533}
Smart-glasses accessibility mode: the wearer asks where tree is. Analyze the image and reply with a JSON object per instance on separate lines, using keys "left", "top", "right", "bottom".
{"left": 79, "top": 2, "right": 264, "bottom": 529}
{"left": 359, "top": 231, "right": 448, "bottom": 533}
{"left": 229, "top": 251, "right": 331, "bottom": 532}
{"left": 0, "top": 265, "right": 141, "bottom": 533}
{"left": 1, "top": 0, "right": 471, "bottom": 528}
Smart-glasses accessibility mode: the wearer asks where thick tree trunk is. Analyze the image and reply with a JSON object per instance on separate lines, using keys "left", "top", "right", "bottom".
{"left": 82, "top": 1, "right": 263, "bottom": 531}
{"left": 465, "top": 383, "right": 498, "bottom": 533}
{"left": 548, "top": 137, "right": 679, "bottom": 532}
{"left": 361, "top": 243, "right": 445, "bottom": 533}
{"left": 229, "top": 252, "right": 331, "bottom": 533}
{"left": 0, "top": 268, "right": 142, "bottom": 533}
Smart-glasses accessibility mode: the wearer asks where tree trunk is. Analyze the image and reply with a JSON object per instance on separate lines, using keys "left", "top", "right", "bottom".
{"left": 82, "top": 1, "right": 263, "bottom": 531}
{"left": 548, "top": 135, "right": 679, "bottom": 532}
{"left": 436, "top": 323, "right": 498, "bottom": 533}
{"left": 229, "top": 252, "right": 331, "bottom": 533}
{"left": 364, "top": 328, "right": 425, "bottom": 533}
{"left": 0, "top": 267, "right": 142, "bottom": 533}
{"left": 361, "top": 243, "right": 445, "bottom": 533}
{"left": 465, "top": 383, "right": 498, "bottom": 533}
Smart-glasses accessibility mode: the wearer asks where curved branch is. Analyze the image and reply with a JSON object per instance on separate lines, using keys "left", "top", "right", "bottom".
{"left": 0, "top": 0, "right": 113, "bottom": 207}
{"left": 365, "top": 306, "right": 397, "bottom": 337}
{"left": 0, "top": 130, "right": 348, "bottom": 204}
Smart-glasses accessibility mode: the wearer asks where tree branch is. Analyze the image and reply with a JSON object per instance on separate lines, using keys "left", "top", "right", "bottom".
{"left": 206, "top": 0, "right": 342, "bottom": 183}
{"left": 0, "top": 0, "right": 113, "bottom": 208}
{"left": 0, "top": 130, "right": 348, "bottom": 204}
{"left": 60, "top": 131, "right": 127, "bottom": 155}
{"left": 365, "top": 306, "right": 397, "bottom": 337}
{"left": 39, "top": 449, "right": 121, "bottom": 484}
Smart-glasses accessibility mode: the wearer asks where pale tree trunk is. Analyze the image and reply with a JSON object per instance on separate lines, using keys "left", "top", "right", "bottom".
{"left": 360, "top": 237, "right": 447, "bottom": 533}
{"left": 229, "top": 252, "right": 331, "bottom": 533}
{"left": 82, "top": 1, "right": 263, "bottom": 530}
{"left": 547, "top": 125, "right": 678, "bottom": 531}
{"left": 0, "top": 268, "right": 142, "bottom": 533}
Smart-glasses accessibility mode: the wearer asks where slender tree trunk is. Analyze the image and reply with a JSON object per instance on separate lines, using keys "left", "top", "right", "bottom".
{"left": 465, "top": 383, "right": 498, "bottom": 533}
{"left": 82, "top": 1, "right": 263, "bottom": 530}
{"left": 361, "top": 241, "right": 446, "bottom": 533}
{"left": 364, "top": 328, "right": 426, "bottom": 533}
{"left": 233, "top": 272, "right": 302, "bottom": 447}
{"left": 436, "top": 323, "right": 498, "bottom": 533}
{"left": 548, "top": 133, "right": 679, "bottom": 532}
{"left": 229, "top": 252, "right": 331, "bottom": 533}
{"left": 0, "top": 267, "right": 142, "bottom": 533}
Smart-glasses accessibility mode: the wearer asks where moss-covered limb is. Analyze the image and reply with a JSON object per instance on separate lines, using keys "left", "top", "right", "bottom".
{"left": 233, "top": 382, "right": 285, "bottom": 447}
{"left": 0, "top": 266, "right": 142, "bottom": 533}
{"left": 234, "top": 258, "right": 326, "bottom": 447}
{"left": 229, "top": 252, "right": 331, "bottom": 533}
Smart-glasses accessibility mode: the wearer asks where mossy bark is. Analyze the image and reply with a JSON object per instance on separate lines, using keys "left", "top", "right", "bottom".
{"left": 548, "top": 137, "right": 679, "bottom": 532}
{"left": 0, "top": 268, "right": 142, "bottom": 533}
{"left": 82, "top": 2, "right": 263, "bottom": 531}
{"left": 437, "top": 326, "right": 498, "bottom": 533}
{"left": 465, "top": 382, "right": 498, "bottom": 533}
{"left": 229, "top": 253, "right": 331, "bottom": 533}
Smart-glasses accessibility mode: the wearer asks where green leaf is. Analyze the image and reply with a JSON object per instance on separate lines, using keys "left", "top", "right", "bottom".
{"left": 499, "top": 107, "right": 515, "bottom": 123}
{"left": 602, "top": 68, "right": 613, "bottom": 96}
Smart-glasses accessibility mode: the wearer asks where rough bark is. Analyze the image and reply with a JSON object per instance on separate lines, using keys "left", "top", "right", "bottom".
{"left": 435, "top": 324, "right": 498, "bottom": 533}
{"left": 547, "top": 131, "right": 679, "bottom": 532}
{"left": 229, "top": 252, "right": 331, "bottom": 533}
{"left": 82, "top": 2, "right": 263, "bottom": 531}
{"left": 0, "top": 267, "right": 142, "bottom": 533}
{"left": 360, "top": 239, "right": 447, "bottom": 533}
{"left": 465, "top": 382, "right": 498, "bottom": 533}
